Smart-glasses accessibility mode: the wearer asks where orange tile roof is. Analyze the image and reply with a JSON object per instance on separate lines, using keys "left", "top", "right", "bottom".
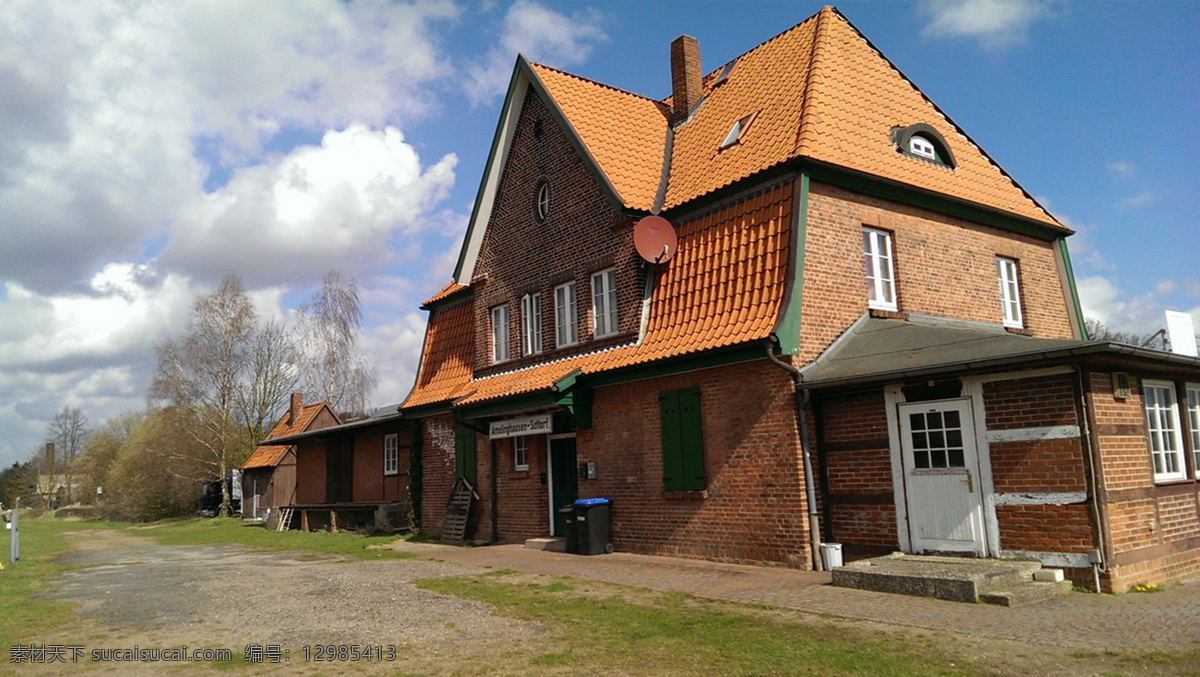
{"left": 529, "top": 63, "right": 669, "bottom": 212}
{"left": 532, "top": 6, "right": 1061, "bottom": 227}
{"left": 422, "top": 281, "right": 470, "bottom": 308}
{"left": 242, "top": 402, "right": 335, "bottom": 469}
{"left": 408, "top": 183, "right": 793, "bottom": 409}
{"left": 401, "top": 299, "right": 475, "bottom": 409}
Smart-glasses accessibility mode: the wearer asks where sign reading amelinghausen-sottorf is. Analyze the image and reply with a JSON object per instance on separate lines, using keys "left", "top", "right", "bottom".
{"left": 489, "top": 414, "right": 553, "bottom": 439}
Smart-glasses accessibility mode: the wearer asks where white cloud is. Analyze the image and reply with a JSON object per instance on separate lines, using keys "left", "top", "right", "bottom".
{"left": 160, "top": 125, "right": 456, "bottom": 288}
{"left": 1117, "top": 190, "right": 1157, "bottom": 209}
{"left": 360, "top": 312, "right": 432, "bottom": 408}
{"left": 920, "top": 0, "right": 1052, "bottom": 48}
{"left": 465, "top": 1, "right": 607, "bottom": 105}
{"left": 1106, "top": 160, "right": 1136, "bottom": 179}
{"left": 0, "top": 0, "right": 458, "bottom": 295}
{"left": 1077, "top": 274, "right": 1199, "bottom": 338}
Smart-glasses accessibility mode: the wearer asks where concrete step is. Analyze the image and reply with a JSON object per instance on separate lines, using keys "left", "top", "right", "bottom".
{"left": 524, "top": 537, "right": 565, "bottom": 552}
{"left": 980, "top": 579, "right": 1073, "bottom": 607}
{"left": 831, "top": 553, "right": 1047, "bottom": 603}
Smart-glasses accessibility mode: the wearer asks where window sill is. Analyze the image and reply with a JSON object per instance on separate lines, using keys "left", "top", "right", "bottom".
{"left": 869, "top": 308, "right": 907, "bottom": 320}
{"left": 1004, "top": 326, "right": 1034, "bottom": 336}
{"left": 663, "top": 490, "right": 708, "bottom": 500}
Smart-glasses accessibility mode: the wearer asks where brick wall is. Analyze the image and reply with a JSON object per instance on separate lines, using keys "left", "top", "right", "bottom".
{"left": 983, "top": 374, "right": 1077, "bottom": 430}
{"left": 815, "top": 390, "right": 897, "bottom": 549}
{"left": 472, "top": 88, "right": 643, "bottom": 375}
{"left": 294, "top": 440, "right": 325, "bottom": 505}
{"left": 351, "top": 424, "right": 410, "bottom": 504}
{"left": 419, "top": 414, "right": 460, "bottom": 538}
{"left": 799, "top": 182, "right": 1074, "bottom": 362}
{"left": 1086, "top": 370, "right": 1200, "bottom": 591}
{"left": 573, "top": 359, "right": 812, "bottom": 568}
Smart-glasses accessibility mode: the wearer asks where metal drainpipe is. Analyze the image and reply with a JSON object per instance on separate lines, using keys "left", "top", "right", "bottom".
{"left": 763, "top": 339, "right": 823, "bottom": 571}
{"left": 1073, "top": 366, "right": 1107, "bottom": 592}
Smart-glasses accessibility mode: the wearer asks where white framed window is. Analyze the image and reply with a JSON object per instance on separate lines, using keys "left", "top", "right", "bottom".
{"left": 721, "top": 113, "right": 755, "bottom": 149}
{"left": 909, "top": 134, "right": 937, "bottom": 160}
{"left": 1143, "top": 380, "right": 1186, "bottom": 482}
{"left": 491, "top": 304, "right": 510, "bottom": 363}
{"left": 521, "top": 293, "right": 542, "bottom": 356}
{"left": 383, "top": 433, "right": 398, "bottom": 476}
{"left": 1188, "top": 384, "right": 1200, "bottom": 478}
{"left": 554, "top": 282, "right": 578, "bottom": 348}
{"left": 863, "top": 227, "right": 897, "bottom": 311}
{"left": 513, "top": 436, "right": 529, "bottom": 472}
{"left": 591, "top": 268, "right": 618, "bottom": 338}
{"left": 997, "top": 257, "right": 1024, "bottom": 328}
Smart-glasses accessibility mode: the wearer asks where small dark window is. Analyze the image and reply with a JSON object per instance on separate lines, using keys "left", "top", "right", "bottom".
{"left": 535, "top": 181, "right": 550, "bottom": 223}
{"left": 533, "top": 117, "right": 544, "bottom": 139}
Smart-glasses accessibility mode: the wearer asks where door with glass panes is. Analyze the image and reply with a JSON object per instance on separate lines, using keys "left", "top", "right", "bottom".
{"left": 898, "top": 399, "right": 986, "bottom": 556}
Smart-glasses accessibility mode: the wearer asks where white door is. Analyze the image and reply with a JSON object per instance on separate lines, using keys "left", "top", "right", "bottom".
{"left": 898, "top": 399, "right": 986, "bottom": 556}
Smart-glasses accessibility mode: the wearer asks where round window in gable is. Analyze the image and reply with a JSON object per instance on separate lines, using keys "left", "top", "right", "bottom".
{"left": 891, "top": 124, "right": 956, "bottom": 169}
{"left": 535, "top": 180, "right": 551, "bottom": 223}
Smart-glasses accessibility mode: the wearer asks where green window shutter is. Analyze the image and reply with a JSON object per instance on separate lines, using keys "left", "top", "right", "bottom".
{"left": 660, "top": 387, "right": 704, "bottom": 491}
{"left": 659, "top": 390, "right": 685, "bottom": 490}
{"left": 678, "top": 387, "right": 705, "bottom": 491}
{"left": 455, "top": 425, "right": 476, "bottom": 485}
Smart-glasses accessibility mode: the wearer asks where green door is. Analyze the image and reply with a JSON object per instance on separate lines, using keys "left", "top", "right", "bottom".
{"left": 454, "top": 425, "right": 476, "bottom": 485}
{"left": 550, "top": 437, "right": 578, "bottom": 536}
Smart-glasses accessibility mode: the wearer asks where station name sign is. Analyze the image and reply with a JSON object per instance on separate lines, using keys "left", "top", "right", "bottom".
{"left": 488, "top": 414, "right": 552, "bottom": 440}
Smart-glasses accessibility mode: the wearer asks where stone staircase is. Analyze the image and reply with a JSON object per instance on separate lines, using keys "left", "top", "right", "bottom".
{"left": 831, "top": 553, "right": 1072, "bottom": 606}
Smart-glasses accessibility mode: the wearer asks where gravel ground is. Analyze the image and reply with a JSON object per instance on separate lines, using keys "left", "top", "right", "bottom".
{"left": 30, "top": 530, "right": 543, "bottom": 675}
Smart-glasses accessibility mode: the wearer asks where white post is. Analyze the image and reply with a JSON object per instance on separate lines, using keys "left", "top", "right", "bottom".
{"left": 9, "top": 497, "right": 19, "bottom": 563}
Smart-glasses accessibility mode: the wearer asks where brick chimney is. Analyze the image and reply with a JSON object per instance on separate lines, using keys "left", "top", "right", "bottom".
{"left": 44, "top": 442, "right": 55, "bottom": 468}
{"left": 671, "top": 35, "right": 702, "bottom": 122}
{"left": 289, "top": 393, "right": 303, "bottom": 426}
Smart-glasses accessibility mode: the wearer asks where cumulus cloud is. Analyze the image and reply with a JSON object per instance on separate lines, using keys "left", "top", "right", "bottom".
{"left": 0, "top": 0, "right": 458, "bottom": 295}
{"left": 1078, "top": 274, "right": 1200, "bottom": 340}
{"left": 920, "top": 0, "right": 1052, "bottom": 48}
{"left": 160, "top": 125, "right": 457, "bottom": 287}
{"left": 465, "top": 1, "right": 607, "bottom": 105}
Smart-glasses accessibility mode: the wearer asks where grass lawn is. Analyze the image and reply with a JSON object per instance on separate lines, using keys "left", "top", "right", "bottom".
{"left": 416, "top": 571, "right": 973, "bottom": 676}
{"left": 0, "top": 515, "right": 123, "bottom": 649}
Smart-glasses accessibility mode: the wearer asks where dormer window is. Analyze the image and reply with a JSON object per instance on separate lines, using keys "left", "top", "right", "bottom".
{"left": 891, "top": 124, "right": 956, "bottom": 168}
{"left": 720, "top": 112, "right": 757, "bottom": 149}
{"left": 535, "top": 180, "right": 550, "bottom": 223}
{"left": 909, "top": 135, "right": 936, "bottom": 160}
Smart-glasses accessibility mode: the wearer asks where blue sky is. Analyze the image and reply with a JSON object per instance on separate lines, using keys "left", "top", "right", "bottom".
{"left": 0, "top": 0, "right": 1197, "bottom": 469}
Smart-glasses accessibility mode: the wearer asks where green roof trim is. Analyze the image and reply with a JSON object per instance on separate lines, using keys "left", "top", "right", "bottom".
{"left": 1058, "top": 237, "right": 1088, "bottom": 340}
{"left": 772, "top": 173, "right": 808, "bottom": 354}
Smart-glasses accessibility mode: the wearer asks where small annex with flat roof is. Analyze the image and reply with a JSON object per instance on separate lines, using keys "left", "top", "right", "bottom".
{"left": 398, "top": 6, "right": 1200, "bottom": 592}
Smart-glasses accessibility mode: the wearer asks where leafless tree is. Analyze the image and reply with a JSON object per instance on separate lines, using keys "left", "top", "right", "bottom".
{"left": 47, "top": 406, "right": 89, "bottom": 468}
{"left": 237, "top": 321, "right": 300, "bottom": 447}
{"left": 1085, "top": 317, "right": 1166, "bottom": 350}
{"left": 295, "top": 270, "right": 377, "bottom": 418}
{"left": 149, "top": 275, "right": 257, "bottom": 516}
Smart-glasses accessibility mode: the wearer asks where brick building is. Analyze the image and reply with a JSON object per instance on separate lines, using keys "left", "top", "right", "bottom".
{"left": 399, "top": 6, "right": 1200, "bottom": 591}
{"left": 241, "top": 394, "right": 339, "bottom": 520}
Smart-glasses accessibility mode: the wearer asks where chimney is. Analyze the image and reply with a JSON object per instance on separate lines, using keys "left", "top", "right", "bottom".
{"left": 45, "top": 442, "right": 55, "bottom": 468}
{"left": 671, "top": 35, "right": 702, "bottom": 122}
{"left": 289, "top": 393, "right": 303, "bottom": 425}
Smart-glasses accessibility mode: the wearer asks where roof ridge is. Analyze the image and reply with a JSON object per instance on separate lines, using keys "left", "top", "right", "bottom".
{"left": 530, "top": 61, "right": 670, "bottom": 111}
{"left": 795, "top": 6, "right": 832, "bottom": 156}
{"left": 826, "top": 7, "right": 1060, "bottom": 225}
{"left": 658, "top": 9, "right": 826, "bottom": 106}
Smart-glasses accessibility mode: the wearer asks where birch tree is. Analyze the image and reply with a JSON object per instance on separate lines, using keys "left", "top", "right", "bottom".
{"left": 149, "top": 275, "right": 256, "bottom": 516}
{"left": 295, "top": 270, "right": 377, "bottom": 418}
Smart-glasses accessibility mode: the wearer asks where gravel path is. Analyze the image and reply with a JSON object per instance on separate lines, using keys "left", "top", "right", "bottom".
{"left": 33, "top": 531, "right": 543, "bottom": 674}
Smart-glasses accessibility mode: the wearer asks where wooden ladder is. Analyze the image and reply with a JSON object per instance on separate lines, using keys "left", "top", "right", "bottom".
{"left": 276, "top": 507, "right": 294, "bottom": 533}
{"left": 440, "top": 478, "right": 477, "bottom": 545}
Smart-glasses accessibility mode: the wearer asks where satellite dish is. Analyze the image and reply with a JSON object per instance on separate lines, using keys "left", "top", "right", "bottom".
{"left": 633, "top": 215, "right": 677, "bottom": 264}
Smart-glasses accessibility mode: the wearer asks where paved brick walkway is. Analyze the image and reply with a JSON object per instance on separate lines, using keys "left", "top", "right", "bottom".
{"left": 390, "top": 541, "right": 1200, "bottom": 653}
